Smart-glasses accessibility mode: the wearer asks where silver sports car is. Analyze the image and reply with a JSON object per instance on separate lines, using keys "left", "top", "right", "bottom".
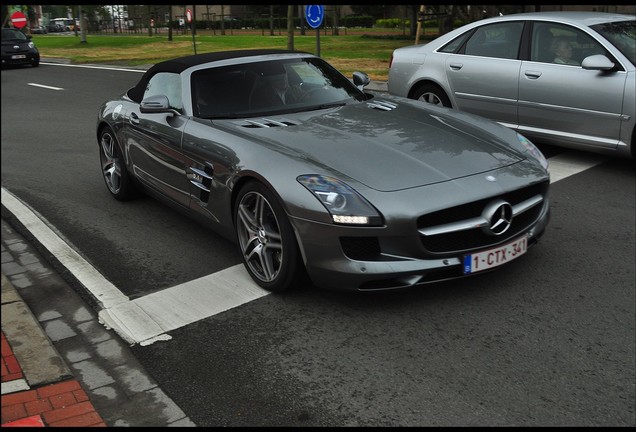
{"left": 96, "top": 49, "right": 550, "bottom": 292}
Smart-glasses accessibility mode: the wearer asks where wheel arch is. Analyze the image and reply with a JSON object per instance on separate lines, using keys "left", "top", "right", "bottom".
{"left": 230, "top": 172, "right": 310, "bottom": 265}
{"left": 408, "top": 79, "right": 453, "bottom": 107}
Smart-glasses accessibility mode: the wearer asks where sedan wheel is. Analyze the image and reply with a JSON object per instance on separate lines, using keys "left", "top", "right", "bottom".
{"left": 234, "top": 182, "right": 303, "bottom": 292}
{"left": 99, "top": 126, "right": 136, "bottom": 200}
{"left": 412, "top": 84, "right": 452, "bottom": 108}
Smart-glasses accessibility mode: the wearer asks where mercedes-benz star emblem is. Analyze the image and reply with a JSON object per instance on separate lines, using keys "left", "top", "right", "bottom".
{"left": 481, "top": 200, "right": 513, "bottom": 236}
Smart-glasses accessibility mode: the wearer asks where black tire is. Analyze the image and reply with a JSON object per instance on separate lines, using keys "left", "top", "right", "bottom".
{"left": 234, "top": 181, "right": 304, "bottom": 292}
{"left": 411, "top": 83, "right": 452, "bottom": 108}
{"left": 98, "top": 126, "right": 136, "bottom": 201}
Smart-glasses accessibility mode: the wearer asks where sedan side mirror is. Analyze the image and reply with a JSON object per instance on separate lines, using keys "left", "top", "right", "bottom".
{"left": 581, "top": 54, "right": 615, "bottom": 71}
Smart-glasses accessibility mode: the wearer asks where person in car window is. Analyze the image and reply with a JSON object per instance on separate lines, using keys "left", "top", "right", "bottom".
{"left": 550, "top": 37, "right": 579, "bottom": 65}
{"left": 251, "top": 63, "right": 306, "bottom": 108}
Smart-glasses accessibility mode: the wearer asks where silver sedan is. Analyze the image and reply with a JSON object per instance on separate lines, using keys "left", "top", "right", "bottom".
{"left": 388, "top": 12, "right": 635, "bottom": 159}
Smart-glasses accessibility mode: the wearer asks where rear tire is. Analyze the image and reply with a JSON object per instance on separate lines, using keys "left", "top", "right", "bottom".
{"left": 234, "top": 181, "right": 304, "bottom": 292}
{"left": 412, "top": 83, "right": 452, "bottom": 108}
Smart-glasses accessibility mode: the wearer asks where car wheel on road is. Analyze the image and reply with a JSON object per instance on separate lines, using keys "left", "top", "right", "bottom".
{"left": 412, "top": 83, "right": 452, "bottom": 108}
{"left": 99, "top": 126, "right": 136, "bottom": 200}
{"left": 234, "top": 181, "right": 303, "bottom": 292}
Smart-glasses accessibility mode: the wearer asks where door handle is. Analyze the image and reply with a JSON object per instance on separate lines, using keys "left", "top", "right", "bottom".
{"left": 524, "top": 70, "right": 542, "bottom": 79}
{"left": 449, "top": 63, "right": 463, "bottom": 70}
{"left": 130, "top": 112, "right": 140, "bottom": 125}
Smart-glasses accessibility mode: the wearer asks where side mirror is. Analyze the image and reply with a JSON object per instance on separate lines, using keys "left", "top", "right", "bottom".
{"left": 581, "top": 54, "right": 615, "bottom": 71}
{"left": 352, "top": 71, "right": 370, "bottom": 90}
{"left": 140, "top": 94, "right": 171, "bottom": 113}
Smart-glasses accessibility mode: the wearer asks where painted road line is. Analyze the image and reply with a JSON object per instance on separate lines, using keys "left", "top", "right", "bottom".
{"left": 40, "top": 62, "right": 145, "bottom": 73}
{"left": 547, "top": 151, "right": 609, "bottom": 183}
{"left": 27, "top": 83, "right": 64, "bottom": 91}
{"left": 99, "top": 265, "right": 269, "bottom": 346}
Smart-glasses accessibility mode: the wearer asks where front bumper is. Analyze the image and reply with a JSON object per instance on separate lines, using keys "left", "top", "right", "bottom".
{"left": 1, "top": 51, "right": 39, "bottom": 67}
{"left": 290, "top": 174, "right": 551, "bottom": 292}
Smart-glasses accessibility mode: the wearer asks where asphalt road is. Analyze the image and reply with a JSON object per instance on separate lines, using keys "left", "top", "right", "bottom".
{"left": 1, "top": 61, "right": 634, "bottom": 426}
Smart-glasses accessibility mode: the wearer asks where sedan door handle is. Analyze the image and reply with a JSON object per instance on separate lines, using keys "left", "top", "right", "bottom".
{"left": 130, "top": 112, "right": 140, "bottom": 125}
{"left": 449, "top": 63, "right": 463, "bottom": 70}
{"left": 524, "top": 70, "right": 542, "bottom": 79}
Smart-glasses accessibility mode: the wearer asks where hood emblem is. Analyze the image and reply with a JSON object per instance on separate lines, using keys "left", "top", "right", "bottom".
{"left": 485, "top": 175, "right": 497, "bottom": 182}
{"left": 481, "top": 200, "right": 513, "bottom": 236}
{"left": 13, "top": 45, "right": 20, "bottom": 50}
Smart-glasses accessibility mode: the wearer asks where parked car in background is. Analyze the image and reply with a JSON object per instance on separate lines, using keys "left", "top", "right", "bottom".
{"left": 96, "top": 49, "right": 550, "bottom": 293}
{"left": 388, "top": 12, "right": 636, "bottom": 159}
{"left": 1, "top": 28, "right": 40, "bottom": 68}
{"left": 30, "top": 25, "right": 47, "bottom": 34}
{"left": 46, "top": 22, "right": 64, "bottom": 32}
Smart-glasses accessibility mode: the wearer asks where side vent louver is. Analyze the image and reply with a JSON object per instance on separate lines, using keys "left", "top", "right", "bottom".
{"left": 241, "top": 118, "right": 297, "bottom": 128}
{"left": 367, "top": 100, "right": 398, "bottom": 111}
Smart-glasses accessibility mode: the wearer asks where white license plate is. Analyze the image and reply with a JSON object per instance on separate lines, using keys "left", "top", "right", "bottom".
{"left": 463, "top": 235, "right": 528, "bottom": 274}
{"left": 11, "top": 55, "right": 26, "bottom": 59}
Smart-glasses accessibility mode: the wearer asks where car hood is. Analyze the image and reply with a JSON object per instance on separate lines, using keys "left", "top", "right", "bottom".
{"left": 222, "top": 97, "right": 526, "bottom": 192}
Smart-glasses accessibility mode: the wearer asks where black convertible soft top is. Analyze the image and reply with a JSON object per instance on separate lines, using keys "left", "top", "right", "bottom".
{"left": 128, "top": 49, "right": 310, "bottom": 102}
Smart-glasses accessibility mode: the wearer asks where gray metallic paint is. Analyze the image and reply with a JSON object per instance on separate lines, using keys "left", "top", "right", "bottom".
{"left": 97, "top": 52, "right": 550, "bottom": 291}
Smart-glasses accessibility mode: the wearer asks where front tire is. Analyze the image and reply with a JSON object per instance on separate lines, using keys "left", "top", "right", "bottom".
{"left": 234, "top": 181, "right": 303, "bottom": 292}
{"left": 412, "top": 83, "right": 452, "bottom": 108}
{"left": 99, "top": 126, "right": 136, "bottom": 201}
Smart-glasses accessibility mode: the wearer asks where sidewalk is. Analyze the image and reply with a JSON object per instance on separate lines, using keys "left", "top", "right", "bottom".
{"left": 1, "top": 217, "right": 194, "bottom": 427}
{"left": 1, "top": 276, "right": 106, "bottom": 427}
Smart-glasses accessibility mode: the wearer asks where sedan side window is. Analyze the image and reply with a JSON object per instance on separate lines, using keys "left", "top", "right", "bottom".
{"left": 531, "top": 23, "right": 607, "bottom": 65}
{"left": 463, "top": 22, "right": 524, "bottom": 59}
{"left": 144, "top": 72, "right": 183, "bottom": 112}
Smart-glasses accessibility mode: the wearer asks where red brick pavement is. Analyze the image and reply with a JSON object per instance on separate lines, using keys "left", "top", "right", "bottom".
{"left": 1, "top": 330, "right": 106, "bottom": 427}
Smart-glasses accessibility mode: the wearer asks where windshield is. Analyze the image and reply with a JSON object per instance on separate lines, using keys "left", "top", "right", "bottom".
{"left": 1, "top": 28, "right": 27, "bottom": 41}
{"left": 591, "top": 20, "right": 636, "bottom": 65}
{"left": 191, "top": 57, "right": 368, "bottom": 119}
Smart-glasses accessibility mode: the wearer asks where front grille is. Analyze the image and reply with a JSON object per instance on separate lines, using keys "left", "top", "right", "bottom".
{"left": 418, "top": 181, "right": 548, "bottom": 255}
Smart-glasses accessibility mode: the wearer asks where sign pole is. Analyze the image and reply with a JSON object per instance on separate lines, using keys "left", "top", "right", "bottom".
{"left": 305, "top": 5, "right": 324, "bottom": 57}
{"left": 186, "top": 8, "right": 196, "bottom": 54}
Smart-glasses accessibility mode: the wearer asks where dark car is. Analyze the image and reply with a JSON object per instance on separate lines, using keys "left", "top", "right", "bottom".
{"left": 1, "top": 28, "right": 40, "bottom": 68}
{"left": 96, "top": 49, "right": 550, "bottom": 293}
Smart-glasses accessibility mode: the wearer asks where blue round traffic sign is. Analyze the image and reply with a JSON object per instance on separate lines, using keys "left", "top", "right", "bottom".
{"left": 305, "top": 5, "right": 324, "bottom": 29}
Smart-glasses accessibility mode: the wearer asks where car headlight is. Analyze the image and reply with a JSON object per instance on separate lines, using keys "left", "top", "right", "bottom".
{"left": 297, "top": 175, "right": 383, "bottom": 226}
{"left": 517, "top": 132, "right": 548, "bottom": 170}
{"left": 28, "top": 42, "right": 35, "bottom": 49}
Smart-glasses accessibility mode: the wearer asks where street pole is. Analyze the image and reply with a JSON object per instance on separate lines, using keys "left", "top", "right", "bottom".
{"left": 415, "top": 5, "right": 425, "bottom": 45}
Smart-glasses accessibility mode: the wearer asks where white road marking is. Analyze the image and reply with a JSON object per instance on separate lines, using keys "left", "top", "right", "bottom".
{"left": 0, "top": 148, "right": 610, "bottom": 345}
{"left": 547, "top": 151, "right": 609, "bottom": 183}
{"left": 40, "top": 62, "right": 145, "bottom": 73}
{"left": 27, "top": 83, "right": 64, "bottom": 91}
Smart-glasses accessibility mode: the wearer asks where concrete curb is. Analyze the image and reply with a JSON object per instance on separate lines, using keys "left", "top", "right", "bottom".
{"left": 1, "top": 274, "right": 72, "bottom": 389}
